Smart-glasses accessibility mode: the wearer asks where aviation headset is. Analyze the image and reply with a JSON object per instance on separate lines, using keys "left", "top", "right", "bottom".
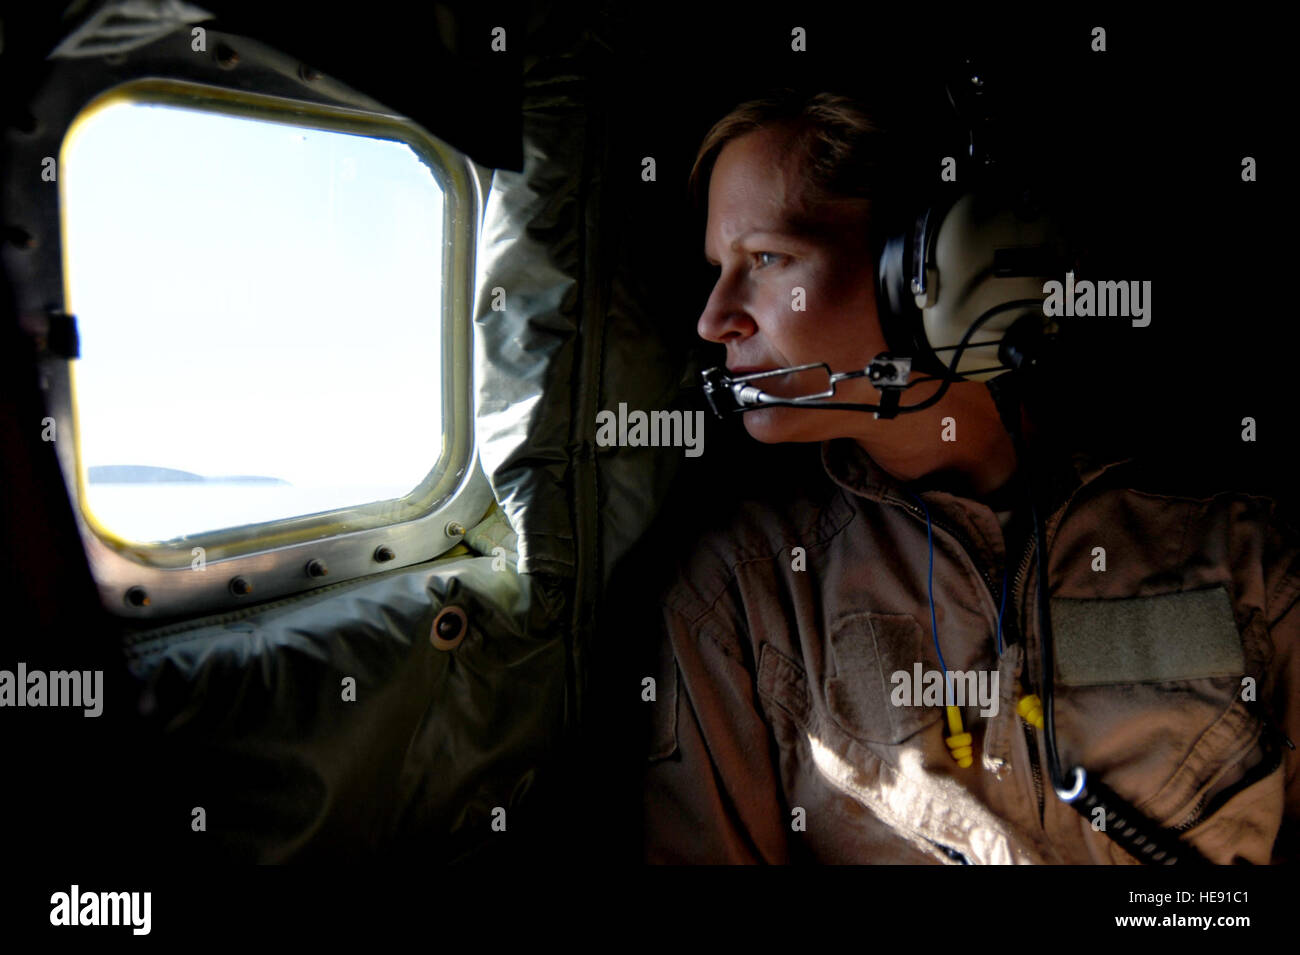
{"left": 702, "top": 58, "right": 1078, "bottom": 421}
{"left": 699, "top": 64, "right": 1213, "bottom": 865}
{"left": 703, "top": 172, "right": 1067, "bottom": 418}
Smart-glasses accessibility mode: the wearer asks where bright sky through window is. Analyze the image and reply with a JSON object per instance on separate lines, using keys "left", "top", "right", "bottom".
{"left": 63, "top": 100, "right": 445, "bottom": 541}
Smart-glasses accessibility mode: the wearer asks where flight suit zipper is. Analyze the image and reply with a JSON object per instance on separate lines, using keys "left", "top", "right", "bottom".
{"left": 899, "top": 493, "right": 1050, "bottom": 831}
{"left": 1169, "top": 749, "right": 1284, "bottom": 833}
{"left": 897, "top": 496, "right": 1046, "bottom": 827}
{"left": 1009, "top": 531, "right": 1044, "bottom": 824}
{"left": 1167, "top": 705, "right": 1290, "bottom": 833}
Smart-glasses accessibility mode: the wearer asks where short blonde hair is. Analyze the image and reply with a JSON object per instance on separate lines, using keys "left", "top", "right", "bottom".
{"left": 688, "top": 89, "right": 901, "bottom": 236}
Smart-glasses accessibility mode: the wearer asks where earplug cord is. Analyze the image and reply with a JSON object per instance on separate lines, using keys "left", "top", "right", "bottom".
{"left": 909, "top": 489, "right": 1005, "bottom": 771}
{"left": 909, "top": 490, "right": 949, "bottom": 678}
{"left": 908, "top": 489, "right": 1008, "bottom": 672}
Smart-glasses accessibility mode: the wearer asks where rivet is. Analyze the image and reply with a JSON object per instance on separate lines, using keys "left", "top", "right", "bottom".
{"left": 125, "top": 586, "right": 150, "bottom": 607}
{"left": 306, "top": 559, "right": 328, "bottom": 578}
{"left": 430, "top": 605, "right": 468, "bottom": 650}
{"left": 299, "top": 64, "right": 321, "bottom": 82}
{"left": 215, "top": 43, "right": 239, "bottom": 68}
{"left": 229, "top": 576, "right": 252, "bottom": 596}
{"left": 373, "top": 545, "right": 395, "bottom": 563}
{"left": 445, "top": 521, "right": 466, "bottom": 538}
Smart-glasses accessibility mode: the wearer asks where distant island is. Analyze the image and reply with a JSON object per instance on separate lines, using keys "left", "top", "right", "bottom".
{"left": 88, "top": 465, "right": 289, "bottom": 485}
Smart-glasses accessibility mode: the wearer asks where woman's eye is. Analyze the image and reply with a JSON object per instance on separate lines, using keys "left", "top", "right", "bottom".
{"left": 752, "top": 252, "right": 785, "bottom": 269}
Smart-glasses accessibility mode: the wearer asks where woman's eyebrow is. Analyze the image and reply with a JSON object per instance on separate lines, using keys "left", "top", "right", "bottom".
{"left": 704, "top": 228, "right": 815, "bottom": 263}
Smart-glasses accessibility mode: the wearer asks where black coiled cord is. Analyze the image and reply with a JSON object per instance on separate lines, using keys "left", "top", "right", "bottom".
{"left": 988, "top": 353, "right": 1211, "bottom": 866}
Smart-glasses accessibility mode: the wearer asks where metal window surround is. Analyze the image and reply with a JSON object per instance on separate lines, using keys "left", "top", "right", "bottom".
{"left": 3, "top": 31, "right": 492, "bottom": 622}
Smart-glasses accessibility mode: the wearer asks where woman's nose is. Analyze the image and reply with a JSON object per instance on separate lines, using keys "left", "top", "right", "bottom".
{"left": 696, "top": 278, "right": 757, "bottom": 344}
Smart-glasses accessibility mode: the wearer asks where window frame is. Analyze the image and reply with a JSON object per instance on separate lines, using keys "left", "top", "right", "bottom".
{"left": 24, "top": 73, "right": 489, "bottom": 622}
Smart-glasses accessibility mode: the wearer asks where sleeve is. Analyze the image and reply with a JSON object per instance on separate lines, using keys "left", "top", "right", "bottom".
{"left": 642, "top": 603, "right": 794, "bottom": 864}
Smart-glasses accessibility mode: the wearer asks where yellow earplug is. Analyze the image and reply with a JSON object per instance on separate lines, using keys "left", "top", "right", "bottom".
{"left": 1017, "top": 694, "right": 1044, "bottom": 729}
{"left": 945, "top": 705, "right": 973, "bottom": 767}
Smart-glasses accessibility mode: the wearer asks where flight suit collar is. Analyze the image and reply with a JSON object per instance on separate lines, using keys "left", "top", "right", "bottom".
{"left": 820, "top": 437, "right": 1134, "bottom": 525}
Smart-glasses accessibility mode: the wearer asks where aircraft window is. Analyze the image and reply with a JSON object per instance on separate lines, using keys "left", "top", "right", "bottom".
{"left": 62, "top": 99, "right": 446, "bottom": 543}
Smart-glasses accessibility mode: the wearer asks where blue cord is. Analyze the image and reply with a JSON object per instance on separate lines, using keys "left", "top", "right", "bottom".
{"left": 908, "top": 490, "right": 1008, "bottom": 675}
{"left": 907, "top": 491, "right": 949, "bottom": 678}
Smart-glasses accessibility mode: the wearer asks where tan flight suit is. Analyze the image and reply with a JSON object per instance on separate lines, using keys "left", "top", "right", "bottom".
{"left": 643, "top": 438, "right": 1300, "bottom": 863}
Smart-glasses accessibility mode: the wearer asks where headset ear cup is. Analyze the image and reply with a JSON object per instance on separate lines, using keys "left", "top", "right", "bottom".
{"left": 875, "top": 232, "right": 909, "bottom": 342}
{"left": 876, "top": 210, "right": 956, "bottom": 380}
{"left": 876, "top": 223, "right": 938, "bottom": 374}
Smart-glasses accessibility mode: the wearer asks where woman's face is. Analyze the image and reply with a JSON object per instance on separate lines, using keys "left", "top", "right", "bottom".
{"left": 697, "top": 123, "right": 890, "bottom": 444}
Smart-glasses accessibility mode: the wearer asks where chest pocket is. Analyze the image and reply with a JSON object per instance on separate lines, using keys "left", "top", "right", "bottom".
{"left": 1049, "top": 585, "right": 1270, "bottom": 839}
{"left": 823, "top": 612, "right": 940, "bottom": 746}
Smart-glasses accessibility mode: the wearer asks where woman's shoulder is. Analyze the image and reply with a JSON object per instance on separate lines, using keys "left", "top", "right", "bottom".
{"left": 653, "top": 440, "right": 852, "bottom": 622}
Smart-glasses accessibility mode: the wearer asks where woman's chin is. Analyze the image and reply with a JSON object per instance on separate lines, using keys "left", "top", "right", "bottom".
{"left": 741, "top": 408, "right": 824, "bottom": 444}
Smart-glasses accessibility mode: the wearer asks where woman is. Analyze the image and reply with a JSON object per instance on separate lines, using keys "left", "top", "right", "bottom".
{"left": 642, "top": 90, "right": 1299, "bottom": 865}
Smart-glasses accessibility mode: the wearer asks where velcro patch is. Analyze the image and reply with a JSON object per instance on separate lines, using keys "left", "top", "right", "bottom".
{"left": 1049, "top": 586, "right": 1244, "bottom": 686}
